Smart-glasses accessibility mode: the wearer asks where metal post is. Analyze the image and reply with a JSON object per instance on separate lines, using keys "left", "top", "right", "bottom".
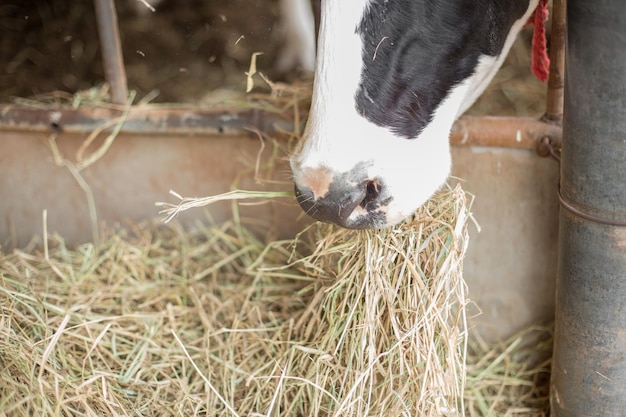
{"left": 93, "top": 0, "right": 128, "bottom": 105}
{"left": 551, "top": 1, "right": 626, "bottom": 416}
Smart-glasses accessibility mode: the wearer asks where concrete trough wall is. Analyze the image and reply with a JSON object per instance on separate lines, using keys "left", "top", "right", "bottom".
{"left": 0, "top": 125, "right": 559, "bottom": 342}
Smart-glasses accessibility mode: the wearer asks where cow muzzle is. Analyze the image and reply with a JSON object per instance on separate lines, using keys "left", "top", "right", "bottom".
{"left": 293, "top": 164, "right": 391, "bottom": 229}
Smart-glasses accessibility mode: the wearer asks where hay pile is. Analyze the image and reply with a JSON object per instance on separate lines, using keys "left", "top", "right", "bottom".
{"left": 0, "top": 186, "right": 551, "bottom": 416}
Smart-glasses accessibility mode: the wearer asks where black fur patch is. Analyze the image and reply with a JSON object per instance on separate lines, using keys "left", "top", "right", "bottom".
{"left": 355, "top": 0, "right": 530, "bottom": 139}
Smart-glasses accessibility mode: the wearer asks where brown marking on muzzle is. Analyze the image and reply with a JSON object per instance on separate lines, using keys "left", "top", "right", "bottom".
{"left": 297, "top": 167, "right": 335, "bottom": 200}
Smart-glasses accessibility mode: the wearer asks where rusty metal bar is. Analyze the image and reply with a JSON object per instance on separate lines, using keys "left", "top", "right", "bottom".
{"left": 0, "top": 105, "right": 561, "bottom": 150}
{"left": 93, "top": 0, "right": 128, "bottom": 105}
{"left": 450, "top": 115, "right": 561, "bottom": 149}
{"left": 545, "top": 0, "right": 566, "bottom": 122}
{"left": 0, "top": 106, "right": 284, "bottom": 137}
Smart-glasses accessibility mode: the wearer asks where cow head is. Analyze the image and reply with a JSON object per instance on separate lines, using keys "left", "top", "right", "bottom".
{"left": 291, "top": 0, "right": 537, "bottom": 228}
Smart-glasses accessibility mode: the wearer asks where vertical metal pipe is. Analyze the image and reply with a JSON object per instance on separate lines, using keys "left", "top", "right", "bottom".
{"left": 551, "top": 1, "right": 626, "bottom": 416}
{"left": 93, "top": 0, "right": 128, "bottom": 105}
{"left": 545, "top": 0, "right": 566, "bottom": 121}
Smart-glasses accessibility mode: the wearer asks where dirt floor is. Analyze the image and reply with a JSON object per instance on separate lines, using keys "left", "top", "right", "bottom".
{"left": 0, "top": 0, "right": 546, "bottom": 114}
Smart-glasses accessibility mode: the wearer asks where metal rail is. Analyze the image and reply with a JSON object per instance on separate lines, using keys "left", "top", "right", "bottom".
{"left": 0, "top": 105, "right": 562, "bottom": 150}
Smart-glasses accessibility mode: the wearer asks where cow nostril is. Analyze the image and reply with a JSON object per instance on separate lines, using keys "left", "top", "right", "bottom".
{"left": 360, "top": 179, "right": 382, "bottom": 209}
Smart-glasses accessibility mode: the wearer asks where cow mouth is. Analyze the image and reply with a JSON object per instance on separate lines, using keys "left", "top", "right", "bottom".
{"left": 294, "top": 178, "right": 391, "bottom": 229}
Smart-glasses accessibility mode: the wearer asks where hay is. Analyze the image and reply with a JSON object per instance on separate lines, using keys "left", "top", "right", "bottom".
{"left": 0, "top": 185, "right": 454, "bottom": 416}
{"left": 465, "top": 326, "right": 552, "bottom": 417}
{"left": 256, "top": 184, "right": 472, "bottom": 416}
{"left": 156, "top": 189, "right": 294, "bottom": 224}
{"left": 0, "top": 186, "right": 551, "bottom": 416}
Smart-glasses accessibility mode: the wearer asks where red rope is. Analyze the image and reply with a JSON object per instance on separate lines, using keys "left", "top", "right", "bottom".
{"left": 528, "top": 0, "right": 550, "bottom": 82}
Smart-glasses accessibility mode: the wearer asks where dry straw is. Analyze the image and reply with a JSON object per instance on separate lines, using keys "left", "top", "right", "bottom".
{"left": 280, "top": 184, "right": 472, "bottom": 416}
{"left": 157, "top": 182, "right": 471, "bottom": 416}
{"left": 0, "top": 186, "right": 551, "bottom": 416}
